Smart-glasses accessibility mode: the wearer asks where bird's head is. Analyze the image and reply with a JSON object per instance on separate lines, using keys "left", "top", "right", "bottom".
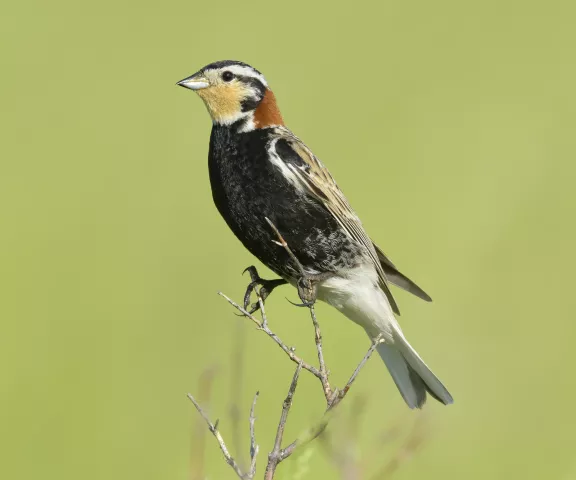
{"left": 177, "top": 60, "right": 284, "bottom": 130}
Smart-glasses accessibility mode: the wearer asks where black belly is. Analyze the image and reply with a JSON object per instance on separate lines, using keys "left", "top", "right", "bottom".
{"left": 207, "top": 125, "right": 360, "bottom": 280}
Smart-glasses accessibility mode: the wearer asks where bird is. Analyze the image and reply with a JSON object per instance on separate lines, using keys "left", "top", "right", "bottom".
{"left": 177, "top": 60, "right": 453, "bottom": 409}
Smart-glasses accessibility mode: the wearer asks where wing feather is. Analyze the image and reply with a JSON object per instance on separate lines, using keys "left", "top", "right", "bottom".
{"left": 271, "top": 128, "right": 401, "bottom": 315}
{"left": 374, "top": 244, "right": 433, "bottom": 302}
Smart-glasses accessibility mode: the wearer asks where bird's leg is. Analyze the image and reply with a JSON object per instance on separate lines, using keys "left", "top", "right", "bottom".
{"left": 262, "top": 217, "right": 331, "bottom": 309}
{"left": 294, "top": 276, "right": 316, "bottom": 307}
{"left": 291, "top": 272, "right": 334, "bottom": 308}
{"left": 242, "top": 266, "right": 288, "bottom": 314}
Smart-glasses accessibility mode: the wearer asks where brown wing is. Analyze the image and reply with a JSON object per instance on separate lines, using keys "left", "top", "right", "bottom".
{"left": 271, "top": 127, "right": 401, "bottom": 315}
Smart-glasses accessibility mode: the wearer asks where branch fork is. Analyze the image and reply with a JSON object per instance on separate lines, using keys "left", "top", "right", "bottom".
{"left": 188, "top": 219, "right": 384, "bottom": 479}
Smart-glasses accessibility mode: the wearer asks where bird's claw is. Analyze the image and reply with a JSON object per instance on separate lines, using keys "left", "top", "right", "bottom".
{"left": 286, "top": 297, "right": 316, "bottom": 308}
{"left": 241, "top": 266, "right": 287, "bottom": 314}
{"left": 242, "top": 266, "right": 320, "bottom": 313}
{"left": 243, "top": 266, "right": 260, "bottom": 282}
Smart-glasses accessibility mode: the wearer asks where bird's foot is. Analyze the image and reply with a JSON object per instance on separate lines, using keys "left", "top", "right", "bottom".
{"left": 291, "top": 276, "right": 317, "bottom": 308}
{"left": 242, "top": 266, "right": 287, "bottom": 314}
{"left": 290, "top": 272, "right": 334, "bottom": 308}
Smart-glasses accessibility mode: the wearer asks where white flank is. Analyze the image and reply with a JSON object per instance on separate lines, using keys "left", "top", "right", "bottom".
{"left": 317, "top": 263, "right": 397, "bottom": 340}
{"left": 317, "top": 263, "right": 453, "bottom": 408}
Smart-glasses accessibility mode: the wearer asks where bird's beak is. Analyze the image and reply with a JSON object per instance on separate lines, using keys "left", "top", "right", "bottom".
{"left": 176, "top": 74, "right": 210, "bottom": 91}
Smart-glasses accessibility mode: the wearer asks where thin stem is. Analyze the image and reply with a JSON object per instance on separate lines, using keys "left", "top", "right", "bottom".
{"left": 330, "top": 334, "right": 383, "bottom": 408}
{"left": 213, "top": 233, "right": 386, "bottom": 480}
{"left": 265, "top": 363, "right": 303, "bottom": 480}
{"left": 264, "top": 217, "right": 307, "bottom": 278}
{"left": 189, "top": 366, "right": 218, "bottom": 480}
{"left": 272, "top": 335, "right": 385, "bottom": 460}
{"left": 218, "top": 292, "right": 322, "bottom": 379}
{"left": 263, "top": 218, "right": 333, "bottom": 402}
{"left": 309, "top": 305, "right": 332, "bottom": 402}
{"left": 247, "top": 391, "right": 259, "bottom": 479}
{"left": 229, "top": 316, "right": 247, "bottom": 469}
{"left": 187, "top": 393, "right": 244, "bottom": 479}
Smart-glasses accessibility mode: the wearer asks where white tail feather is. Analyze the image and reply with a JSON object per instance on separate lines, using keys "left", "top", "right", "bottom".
{"left": 376, "top": 342, "right": 427, "bottom": 409}
{"left": 317, "top": 264, "right": 453, "bottom": 408}
{"left": 388, "top": 327, "right": 453, "bottom": 407}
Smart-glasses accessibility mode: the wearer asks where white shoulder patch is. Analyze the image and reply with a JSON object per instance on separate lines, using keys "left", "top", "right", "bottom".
{"left": 267, "top": 139, "right": 305, "bottom": 191}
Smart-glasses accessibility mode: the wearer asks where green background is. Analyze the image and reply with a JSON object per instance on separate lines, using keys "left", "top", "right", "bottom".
{"left": 2, "top": 0, "right": 576, "bottom": 478}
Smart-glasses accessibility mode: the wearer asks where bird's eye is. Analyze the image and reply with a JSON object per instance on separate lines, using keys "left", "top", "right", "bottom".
{"left": 221, "top": 71, "right": 234, "bottom": 82}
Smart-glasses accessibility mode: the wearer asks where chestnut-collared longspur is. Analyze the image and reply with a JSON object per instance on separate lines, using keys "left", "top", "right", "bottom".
{"left": 177, "top": 60, "right": 453, "bottom": 409}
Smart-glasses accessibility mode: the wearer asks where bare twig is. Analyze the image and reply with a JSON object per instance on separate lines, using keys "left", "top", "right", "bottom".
{"left": 254, "top": 282, "right": 269, "bottom": 330}
{"left": 265, "top": 363, "right": 303, "bottom": 480}
{"left": 187, "top": 393, "right": 244, "bottom": 478}
{"left": 309, "top": 305, "right": 332, "bottom": 402}
{"left": 330, "top": 334, "right": 383, "bottom": 409}
{"left": 214, "top": 294, "right": 386, "bottom": 478}
{"left": 248, "top": 448, "right": 259, "bottom": 479}
{"left": 189, "top": 365, "right": 218, "bottom": 480}
{"left": 248, "top": 392, "right": 260, "bottom": 479}
{"left": 230, "top": 316, "right": 247, "bottom": 469}
{"left": 218, "top": 292, "right": 322, "bottom": 379}
{"left": 264, "top": 217, "right": 307, "bottom": 279}
{"left": 249, "top": 392, "right": 259, "bottom": 460}
{"left": 264, "top": 218, "right": 333, "bottom": 403}
{"left": 191, "top": 224, "right": 390, "bottom": 479}
{"left": 268, "top": 334, "right": 384, "bottom": 465}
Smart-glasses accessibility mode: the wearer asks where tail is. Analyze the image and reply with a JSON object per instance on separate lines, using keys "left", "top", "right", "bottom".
{"left": 376, "top": 329, "right": 453, "bottom": 409}
{"left": 316, "top": 262, "right": 452, "bottom": 409}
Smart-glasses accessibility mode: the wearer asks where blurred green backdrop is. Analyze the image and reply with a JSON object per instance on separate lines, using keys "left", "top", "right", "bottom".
{"left": 2, "top": 0, "right": 576, "bottom": 478}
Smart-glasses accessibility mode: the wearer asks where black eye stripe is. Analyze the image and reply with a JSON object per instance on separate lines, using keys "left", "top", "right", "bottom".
{"left": 239, "top": 75, "right": 266, "bottom": 113}
{"left": 218, "top": 72, "right": 266, "bottom": 93}
{"left": 237, "top": 75, "right": 266, "bottom": 96}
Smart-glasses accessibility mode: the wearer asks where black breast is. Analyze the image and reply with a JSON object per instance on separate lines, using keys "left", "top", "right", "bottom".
{"left": 208, "top": 125, "right": 360, "bottom": 280}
